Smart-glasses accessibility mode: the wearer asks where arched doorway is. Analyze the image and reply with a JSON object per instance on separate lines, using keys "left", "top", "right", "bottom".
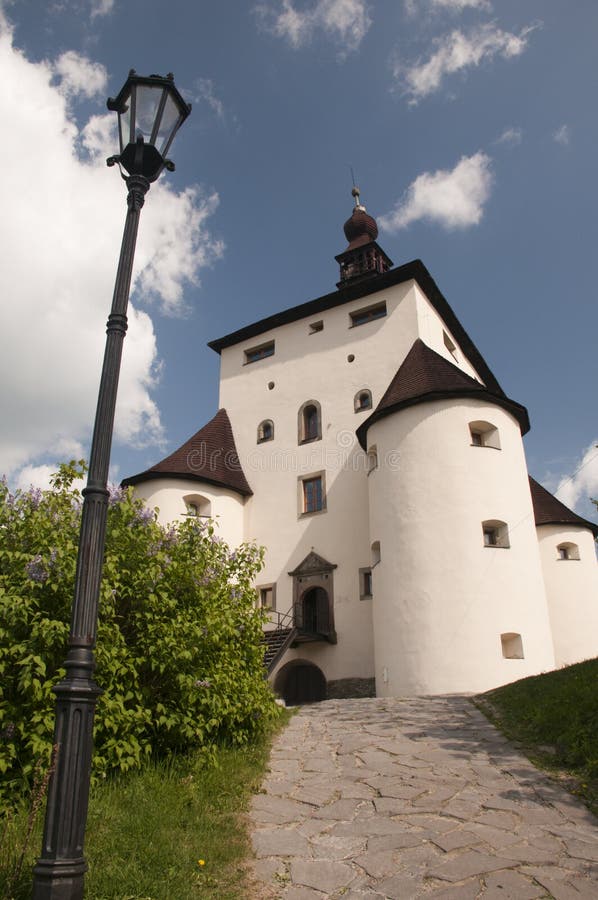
{"left": 275, "top": 660, "right": 327, "bottom": 705}
{"left": 300, "top": 587, "right": 330, "bottom": 635}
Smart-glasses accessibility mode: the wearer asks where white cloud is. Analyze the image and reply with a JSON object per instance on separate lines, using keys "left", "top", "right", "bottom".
{"left": 555, "top": 442, "right": 598, "bottom": 513}
{"left": 496, "top": 126, "right": 522, "bottom": 146}
{"left": 395, "top": 22, "right": 537, "bottom": 103}
{"left": 379, "top": 151, "right": 493, "bottom": 232}
{"left": 54, "top": 50, "right": 108, "bottom": 98}
{"left": 90, "top": 0, "right": 115, "bottom": 17}
{"left": 194, "top": 78, "right": 225, "bottom": 120}
{"left": 405, "top": 0, "right": 491, "bottom": 16}
{"left": 255, "top": 0, "right": 371, "bottom": 53}
{"left": 553, "top": 124, "right": 570, "bottom": 146}
{"left": 0, "top": 15, "right": 223, "bottom": 482}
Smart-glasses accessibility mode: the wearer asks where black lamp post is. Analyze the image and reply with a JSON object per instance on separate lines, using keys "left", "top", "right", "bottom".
{"left": 32, "top": 71, "right": 191, "bottom": 900}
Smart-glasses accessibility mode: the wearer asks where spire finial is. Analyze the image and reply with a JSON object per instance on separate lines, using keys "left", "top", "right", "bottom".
{"left": 349, "top": 166, "right": 363, "bottom": 209}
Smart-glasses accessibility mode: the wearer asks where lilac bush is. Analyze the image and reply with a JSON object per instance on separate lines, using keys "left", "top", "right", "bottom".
{"left": 0, "top": 461, "right": 278, "bottom": 807}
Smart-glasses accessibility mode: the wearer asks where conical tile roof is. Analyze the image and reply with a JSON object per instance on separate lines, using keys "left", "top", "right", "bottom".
{"left": 356, "top": 339, "right": 529, "bottom": 449}
{"left": 122, "top": 408, "right": 252, "bottom": 496}
{"left": 529, "top": 476, "right": 598, "bottom": 535}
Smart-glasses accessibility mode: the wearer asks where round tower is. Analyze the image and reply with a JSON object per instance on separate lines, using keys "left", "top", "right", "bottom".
{"left": 121, "top": 408, "right": 250, "bottom": 547}
{"left": 530, "top": 478, "right": 598, "bottom": 667}
{"left": 359, "top": 340, "right": 556, "bottom": 695}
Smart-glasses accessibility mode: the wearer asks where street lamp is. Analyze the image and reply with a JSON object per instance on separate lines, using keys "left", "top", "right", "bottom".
{"left": 32, "top": 71, "right": 191, "bottom": 900}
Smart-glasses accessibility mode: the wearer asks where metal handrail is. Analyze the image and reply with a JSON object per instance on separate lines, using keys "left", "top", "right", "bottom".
{"left": 269, "top": 606, "right": 295, "bottom": 630}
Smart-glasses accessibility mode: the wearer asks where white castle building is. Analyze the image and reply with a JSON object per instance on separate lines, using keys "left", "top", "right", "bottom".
{"left": 122, "top": 190, "right": 598, "bottom": 703}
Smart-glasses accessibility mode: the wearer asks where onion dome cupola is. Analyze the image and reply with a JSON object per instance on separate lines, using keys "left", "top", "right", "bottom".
{"left": 335, "top": 186, "right": 393, "bottom": 288}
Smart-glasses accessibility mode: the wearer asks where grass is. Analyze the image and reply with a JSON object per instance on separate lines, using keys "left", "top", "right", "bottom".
{"left": 475, "top": 656, "right": 598, "bottom": 815}
{"left": 1, "top": 711, "right": 290, "bottom": 900}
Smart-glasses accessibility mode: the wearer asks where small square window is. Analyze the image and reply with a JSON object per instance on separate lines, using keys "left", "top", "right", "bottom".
{"left": 309, "top": 320, "right": 324, "bottom": 334}
{"left": 482, "top": 521, "right": 510, "bottom": 548}
{"left": 350, "top": 302, "right": 387, "bottom": 327}
{"left": 257, "top": 584, "right": 276, "bottom": 610}
{"left": 244, "top": 341, "right": 274, "bottom": 364}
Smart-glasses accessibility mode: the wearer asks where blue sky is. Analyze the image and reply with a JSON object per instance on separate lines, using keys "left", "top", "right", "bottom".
{"left": 1, "top": 0, "right": 596, "bottom": 521}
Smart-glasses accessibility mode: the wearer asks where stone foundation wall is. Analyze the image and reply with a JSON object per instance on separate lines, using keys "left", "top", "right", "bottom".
{"left": 327, "top": 677, "right": 376, "bottom": 699}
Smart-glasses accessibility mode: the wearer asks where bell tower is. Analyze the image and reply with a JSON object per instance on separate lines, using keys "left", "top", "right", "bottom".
{"left": 335, "top": 186, "right": 393, "bottom": 288}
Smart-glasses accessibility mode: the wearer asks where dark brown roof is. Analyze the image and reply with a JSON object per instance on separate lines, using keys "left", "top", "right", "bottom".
{"left": 356, "top": 338, "right": 530, "bottom": 449}
{"left": 529, "top": 476, "right": 598, "bottom": 536}
{"left": 121, "top": 408, "right": 252, "bottom": 496}
{"left": 343, "top": 207, "right": 379, "bottom": 250}
{"left": 208, "top": 259, "right": 506, "bottom": 400}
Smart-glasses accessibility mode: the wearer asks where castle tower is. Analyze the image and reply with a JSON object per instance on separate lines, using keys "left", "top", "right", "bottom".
{"left": 358, "top": 340, "right": 556, "bottom": 695}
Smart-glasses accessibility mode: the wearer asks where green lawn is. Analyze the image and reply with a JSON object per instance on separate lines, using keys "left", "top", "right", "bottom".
{"left": 1, "top": 712, "right": 289, "bottom": 900}
{"left": 476, "top": 656, "right": 598, "bottom": 815}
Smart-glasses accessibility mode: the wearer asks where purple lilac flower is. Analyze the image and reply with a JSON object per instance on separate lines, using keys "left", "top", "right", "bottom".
{"left": 25, "top": 555, "right": 49, "bottom": 583}
{"left": 108, "top": 484, "right": 126, "bottom": 505}
{"left": 27, "top": 487, "right": 43, "bottom": 509}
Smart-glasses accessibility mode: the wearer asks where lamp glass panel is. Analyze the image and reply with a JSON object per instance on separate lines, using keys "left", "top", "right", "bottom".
{"left": 134, "top": 84, "right": 165, "bottom": 143}
{"left": 118, "top": 89, "right": 133, "bottom": 151}
{"left": 156, "top": 93, "right": 182, "bottom": 155}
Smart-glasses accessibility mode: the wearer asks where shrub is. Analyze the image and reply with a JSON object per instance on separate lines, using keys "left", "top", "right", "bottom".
{"left": 0, "top": 462, "right": 278, "bottom": 809}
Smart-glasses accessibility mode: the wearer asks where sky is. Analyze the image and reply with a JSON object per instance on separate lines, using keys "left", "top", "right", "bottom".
{"left": 1, "top": 0, "right": 596, "bottom": 523}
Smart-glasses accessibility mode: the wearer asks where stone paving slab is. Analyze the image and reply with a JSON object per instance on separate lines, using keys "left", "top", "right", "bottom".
{"left": 248, "top": 697, "right": 598, "bottom": 898}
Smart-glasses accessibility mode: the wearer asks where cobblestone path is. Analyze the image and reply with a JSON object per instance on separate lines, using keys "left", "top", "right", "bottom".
{"left": 248, "top": 697, "right": 598, "bottom": 899}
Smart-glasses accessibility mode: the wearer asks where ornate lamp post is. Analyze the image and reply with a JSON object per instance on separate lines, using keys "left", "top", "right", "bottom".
{"left": 32, "top": 71, "right": 191, "bottom": 900}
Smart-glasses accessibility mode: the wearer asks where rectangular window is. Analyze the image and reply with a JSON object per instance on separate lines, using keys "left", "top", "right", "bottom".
{"left": 303, "top": 476, "right": 323, "bottom": 513}
{"left": 309, "top": 320, "right": 324, "bottom": 334}
{"left": 350, "top": 301, "right": 387, "bottom": 327}
{"left": 257, "top": 584, "right": 276, "bottom": 610}
{"left": 359, "top": 567, "right": 372, "bottom": 599}
{"left": 244, "top": 340, "right": 274, "bottom": 364}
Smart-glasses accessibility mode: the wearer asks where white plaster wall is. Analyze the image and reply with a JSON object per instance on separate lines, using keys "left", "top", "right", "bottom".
{"left": 414, "top": 286, "right": 483, "bottom": 381}
{"left": 537, "top": 524, "right": 598, "bottom": 666}
{"left": 130, "top": 477, "right": 246, "bottom": 549}
{"left": 217, "top": 280, "right": 424, "bottom": 684}
{"left": 368, "top": 399, "right": 556, "bottom": 695}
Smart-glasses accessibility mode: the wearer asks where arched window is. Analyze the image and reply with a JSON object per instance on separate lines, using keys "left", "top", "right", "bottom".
{"left": 469, "top": 421, "right": 501, "bottom": 449}
{"left": 298, "top": 400, "right": 322, "bottom": 444}
{"left": 354, "top": 389, "right": 372, "bottom": 412}
{"left": 257, "top": 419, "right": 274, "bottom": 443}
{"left": 482, "top": 520, "right": 510, "bottom": 548}
{"left": 183, "top": 494, "right": 212, "bottom": 518}
{"left": 557, "top": 542, "right": 580, "bottom": 561}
